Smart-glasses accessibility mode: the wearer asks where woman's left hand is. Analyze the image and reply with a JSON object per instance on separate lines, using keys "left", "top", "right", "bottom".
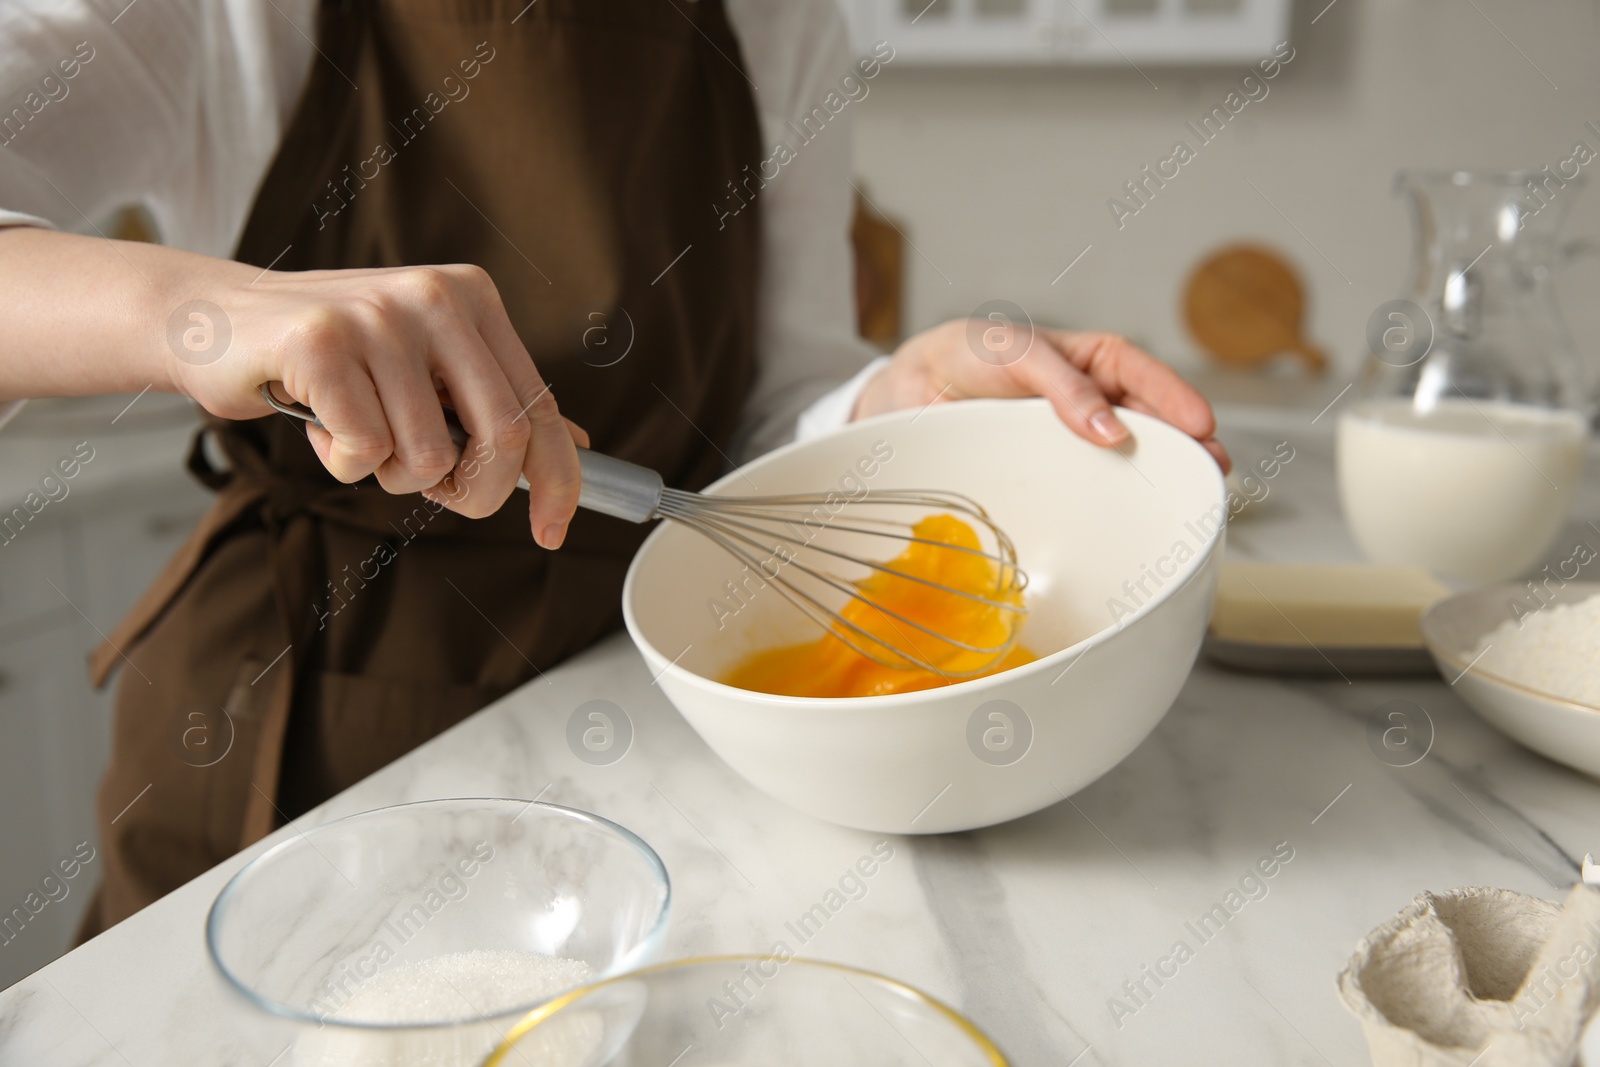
{"left": 853, "top": 318, "right": 1232, "bottom": 474}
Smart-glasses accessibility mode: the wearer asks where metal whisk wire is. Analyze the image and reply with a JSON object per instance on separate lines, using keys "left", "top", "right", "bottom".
{"left": 657, "top": 488, "right": 1028, "bottom": 677}
{"left": 256, "top": 382, "right": 1029, "bottom": 678}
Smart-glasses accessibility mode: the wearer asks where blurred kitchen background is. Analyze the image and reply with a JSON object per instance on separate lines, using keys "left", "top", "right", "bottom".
{"left": 848, "top": 0, "right": 1600, "bottom": 397}
{"left": 3, "top": 0, "right": 1597, "bottom": 987}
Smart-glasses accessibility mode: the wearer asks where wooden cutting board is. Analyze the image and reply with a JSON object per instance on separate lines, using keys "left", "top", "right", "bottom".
{"left": 1183, "top": 244, "right": 1327, "bottom": 373}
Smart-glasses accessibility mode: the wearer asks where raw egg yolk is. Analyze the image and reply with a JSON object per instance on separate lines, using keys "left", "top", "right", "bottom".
{"left": 720, "top": 513, "right": 1035, "bottom": 698}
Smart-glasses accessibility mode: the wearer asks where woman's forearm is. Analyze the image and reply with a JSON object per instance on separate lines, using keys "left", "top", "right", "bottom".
{"left": 0, "top": 226, "right": 256, "bottom": 402}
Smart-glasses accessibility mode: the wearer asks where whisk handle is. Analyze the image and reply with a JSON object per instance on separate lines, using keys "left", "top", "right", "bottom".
{"left": 435, "top": 409, "right": 663, "bottom": 521}
{"left": 575, "top": 448, "right": 663, "bottom": 523}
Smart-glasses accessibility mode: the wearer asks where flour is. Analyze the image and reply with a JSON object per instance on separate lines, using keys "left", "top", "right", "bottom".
{"left": 1476, "top": 592, "right": 1600, "bottom": 708}
{"left": 295, "top": 949, "right": 595, "bottom": 1067}
{"left": 329, "top": 948, "right": 591, "bottom": 1024}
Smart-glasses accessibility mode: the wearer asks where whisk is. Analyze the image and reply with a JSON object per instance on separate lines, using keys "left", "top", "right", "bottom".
{"left": 260, "top": 384, "right": 1028, "bottom": 676}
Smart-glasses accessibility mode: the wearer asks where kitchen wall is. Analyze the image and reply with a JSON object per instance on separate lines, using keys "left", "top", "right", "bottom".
{"left": 851, "top": 0, "right": 1600, "bottom": 390}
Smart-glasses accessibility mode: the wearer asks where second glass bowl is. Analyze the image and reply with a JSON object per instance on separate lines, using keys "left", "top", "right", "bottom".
{"left": 485, "top": 955, "right": 1010, "bottom": 1067}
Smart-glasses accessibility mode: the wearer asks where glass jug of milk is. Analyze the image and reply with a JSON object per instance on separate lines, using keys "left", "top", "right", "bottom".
{"left": 1338, "top": 169, "right": 1594, "bottom": 583}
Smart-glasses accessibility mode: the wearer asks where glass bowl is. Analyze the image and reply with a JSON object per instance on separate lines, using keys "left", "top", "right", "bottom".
{"left": 206, "top": 798, "right": 670, "bottom": 1066}
{"left": 483, "top": 955, "right": 1010, "bottom": 1067}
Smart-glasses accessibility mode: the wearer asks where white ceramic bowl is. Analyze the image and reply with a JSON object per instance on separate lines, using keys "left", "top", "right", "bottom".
{"left": 1420, "top": 581, "right": 1600, "bottom": 778}
{"left": 623, "top": 398, "right": 1227, "bottom": 833}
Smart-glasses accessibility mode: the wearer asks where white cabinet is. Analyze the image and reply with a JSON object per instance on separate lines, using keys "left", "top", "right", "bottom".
{"left": 0, "top": 624, "right": 101, "bottom": 983}
{"left": 842, "top": 0, "right": 1292, "bottom": 65}
{"left": 0, "top": 506, "right": 73, "bottom": 634}
{"left": 0, "top": 422, "right": 210, "bottom": 990}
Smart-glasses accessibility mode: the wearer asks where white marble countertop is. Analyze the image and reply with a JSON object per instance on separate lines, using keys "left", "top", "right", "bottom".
{"left": 3, "top": 407, "right": 1600, "bottom": 1067}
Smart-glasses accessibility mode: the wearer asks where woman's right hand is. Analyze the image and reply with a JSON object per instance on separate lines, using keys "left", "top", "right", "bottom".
{"left": 172, "top": 262, "right": 584, "bottom": 549}
{"left": 0, "top": 231, "right": 580, "bottom": 545}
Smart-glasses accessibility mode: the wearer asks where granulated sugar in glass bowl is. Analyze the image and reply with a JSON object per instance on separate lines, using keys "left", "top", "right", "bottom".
{"left": 316, "top": 948, "right": 592, "bottom": 1024}
{"left": 206, "top": 799, "right": 670, "bottom": 1067}
{"left": 1473, "top": 592, "right": 1600, "bottom": 708}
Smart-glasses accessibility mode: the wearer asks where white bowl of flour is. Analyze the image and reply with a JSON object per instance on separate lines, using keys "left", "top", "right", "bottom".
{"left": 1421, "top": 581, "right": 1600, "bottom": 777}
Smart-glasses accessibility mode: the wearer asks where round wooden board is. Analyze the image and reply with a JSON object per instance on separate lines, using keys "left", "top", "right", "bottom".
{"left": 1183, "top": 244, "right": 1326, "bottom": 372}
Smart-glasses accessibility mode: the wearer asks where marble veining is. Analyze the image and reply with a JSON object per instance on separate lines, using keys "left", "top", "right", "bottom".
{"left": 1, "top": 415, "right": 1598, "bottom": 1066}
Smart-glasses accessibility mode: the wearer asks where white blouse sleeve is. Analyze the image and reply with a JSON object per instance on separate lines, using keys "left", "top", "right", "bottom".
{"left": 725, "top": 0, "right": 888, "bottom": 459}
{"left": 0, "top": 0, "right": 313, "bottom": 255}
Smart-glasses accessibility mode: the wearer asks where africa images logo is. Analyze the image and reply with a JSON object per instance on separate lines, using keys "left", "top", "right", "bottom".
{"left": 165, "top": 300, "right": 231, "bottom": 366}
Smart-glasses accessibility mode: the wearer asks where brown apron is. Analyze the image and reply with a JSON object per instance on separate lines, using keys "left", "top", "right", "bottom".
{"left": 79, "top": 0, "right": 761, "bottom": 937}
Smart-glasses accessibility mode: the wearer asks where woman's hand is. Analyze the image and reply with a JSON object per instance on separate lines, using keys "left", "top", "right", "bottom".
{"left": 0, "top": 229, "right": 583, "bottom": 547}
{"left": 853, "top": 318, "right": 1231, "bottom": 473}
{"left": 174, "top": 262, "right": 586, "bottom": 548}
